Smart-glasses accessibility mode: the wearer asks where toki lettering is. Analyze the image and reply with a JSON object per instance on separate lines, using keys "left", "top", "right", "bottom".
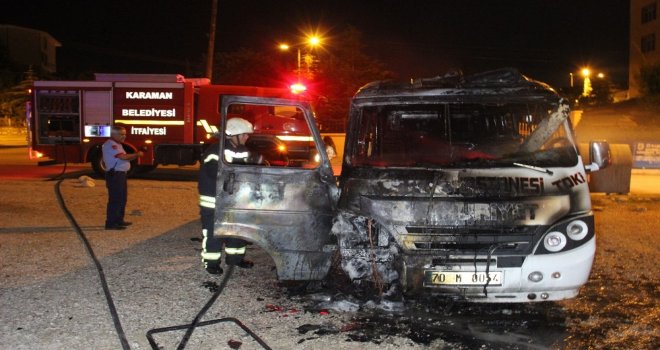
{"left": 551, "top": 172, "right": 586, "bottom": 190}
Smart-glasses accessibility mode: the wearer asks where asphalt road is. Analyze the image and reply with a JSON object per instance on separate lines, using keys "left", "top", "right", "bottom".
{"left": 0, "top": 175, "right": 658, "bottom": 349}
{"left": 0, "top": 128, "right": 658, "bottom": 349}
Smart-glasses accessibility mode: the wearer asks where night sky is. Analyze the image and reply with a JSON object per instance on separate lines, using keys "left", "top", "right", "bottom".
{"left": 1, "top": 0, "right": 629, "bottom": 88}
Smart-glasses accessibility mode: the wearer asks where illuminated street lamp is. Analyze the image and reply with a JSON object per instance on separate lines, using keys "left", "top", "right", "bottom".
{"left": 278, "top": 35, "right": 323, "bottom": 82}
{"left": 308, "top": 36, "right": 321, "bottom": 46}
{"left": 597, "top": 72, "right": 605, "bottom": 79}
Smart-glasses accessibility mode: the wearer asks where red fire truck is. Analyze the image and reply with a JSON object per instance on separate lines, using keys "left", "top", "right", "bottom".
{"left": 27, "top": 74, "right": 316, "bottom": 174}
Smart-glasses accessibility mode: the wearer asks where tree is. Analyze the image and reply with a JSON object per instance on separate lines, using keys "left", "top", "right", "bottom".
{"left": 0, "top": 45, "right": 52, "bottom": 127}
{"left": 314, "top": 26, "right": 394, "bottom": 131}
{"left": 591, "top": 77, "right": 613, "bottom": 105}
{"left": 577, "top": 76, "right": 612, "bottom": 106}
{"left": 212, "top": 48, "right": 282, "bottom": 86}
{"left": 0, "top": 46, "right": 22, "bottom": 90}
{"left": 0, "top": 69, "right": 35, "bottom": 127}
{"left": 211, "top": 27, "right": 393, "bottom": 132}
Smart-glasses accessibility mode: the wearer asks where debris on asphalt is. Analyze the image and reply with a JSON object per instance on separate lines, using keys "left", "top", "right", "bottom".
{"left": 227, "top": 339, "right": 242, "bottom": 349}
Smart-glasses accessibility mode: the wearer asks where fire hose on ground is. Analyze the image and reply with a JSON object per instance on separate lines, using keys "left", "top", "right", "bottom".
{"left": 54, "top": 179, "right": 130, "bottom": 350}
{"left": 53, "top": 171, "right": 272, "bottom": 349}
{"left": 146, "top": 264, "right": 273, "bottom": 350}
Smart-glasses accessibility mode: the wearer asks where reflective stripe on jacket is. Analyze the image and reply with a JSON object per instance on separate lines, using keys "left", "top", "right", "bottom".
{"left": 224, "top": 149, "right": 249, "bottom": 163}
{"left": 199, "top": 195, "right": 215, "bottom": 208}
{"left": 201, "top": 228, "right": 222, "bottom": 260}
{"left": 204, "top": 153, "right": 219, "bottom": 163}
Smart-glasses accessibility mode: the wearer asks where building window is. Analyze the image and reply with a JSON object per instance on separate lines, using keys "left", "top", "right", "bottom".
{"left": 642, "top": 2, "right": 657, "bottom": 23}
{"left": 642, "top": 33, "right": 656, "bottom": 53}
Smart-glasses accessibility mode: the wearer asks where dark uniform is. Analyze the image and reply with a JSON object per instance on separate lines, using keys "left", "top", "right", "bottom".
{"left": 198, "top": 139, "right": 253, "bottom": 274}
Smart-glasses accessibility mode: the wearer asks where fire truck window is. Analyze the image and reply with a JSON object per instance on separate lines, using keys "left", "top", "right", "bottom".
{"left": 36, "top": 91, "right": 81, "bottom": 144}
{"left": 224, "top": 103, "right": 320, "bottom": 168}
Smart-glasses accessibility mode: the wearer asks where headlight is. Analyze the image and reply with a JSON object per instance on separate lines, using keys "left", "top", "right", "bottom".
{"left": 543, "top": 232, "right": 567, "bottom": 252}
{"left": 535, "top": 215, "right": 594, "bottom": 255}
{"left": 566, "top": 220, "right": 588, "bottom": 241}
{"left": 314, "top": 153, "right": 321, "bottom": 163}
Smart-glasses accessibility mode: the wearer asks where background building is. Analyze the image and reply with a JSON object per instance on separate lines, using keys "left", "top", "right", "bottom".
{"left": 629, "top": 0, "right": 660, "bottom": 98}
{"left": 0, "top": 24, "right": 61, "bottom": 74}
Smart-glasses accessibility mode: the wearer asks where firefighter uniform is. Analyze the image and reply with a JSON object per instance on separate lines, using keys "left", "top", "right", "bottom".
{"left": 198, "top": 118, "right": 255, "bottom": 274}
{"left": 198, "top": 143, "right": 223, "bottom": 273}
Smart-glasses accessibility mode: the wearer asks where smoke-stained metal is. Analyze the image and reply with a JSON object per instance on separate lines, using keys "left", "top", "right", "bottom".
{"left": 212, "top": 69, "right": 598, "bottom": 302}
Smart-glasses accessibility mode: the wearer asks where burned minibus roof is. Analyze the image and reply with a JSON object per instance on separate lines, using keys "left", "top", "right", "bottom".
{"left": 354, "top": 68, "right": 561, "bottom": 104}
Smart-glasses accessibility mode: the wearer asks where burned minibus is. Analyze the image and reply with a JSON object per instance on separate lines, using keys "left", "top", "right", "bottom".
{"left": 212, "top": 68, "right": 610, "bottom": 302}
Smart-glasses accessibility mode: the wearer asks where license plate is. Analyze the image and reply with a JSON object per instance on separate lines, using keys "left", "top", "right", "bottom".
{"left": 425, "top": 271, "right": 503, "bottom": 286}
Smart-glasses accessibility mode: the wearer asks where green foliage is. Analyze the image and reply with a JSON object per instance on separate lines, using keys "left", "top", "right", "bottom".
{"left": 640, "top": 62, "right": 660, "bottom": 95}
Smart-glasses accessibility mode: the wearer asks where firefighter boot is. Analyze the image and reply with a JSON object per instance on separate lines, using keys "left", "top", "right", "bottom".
{"left": 204, "top": 260, "right": 223, "bottom": 275}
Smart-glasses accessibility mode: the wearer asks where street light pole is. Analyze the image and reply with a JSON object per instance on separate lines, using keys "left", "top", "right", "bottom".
{"left": 205, "top": 0, "right": 218, "bottom": 80}
{"left": 278, "top": 35, "right": 322, "bottom": 83}
{"left": 297, "top": 48, "right": 301, "bottom": 82}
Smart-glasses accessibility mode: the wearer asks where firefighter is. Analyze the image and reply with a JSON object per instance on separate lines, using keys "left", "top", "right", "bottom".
{"left": 198, "top": 117, "right": 257, "bottom": 274}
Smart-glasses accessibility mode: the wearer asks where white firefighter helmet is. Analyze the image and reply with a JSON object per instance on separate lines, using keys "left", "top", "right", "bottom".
{"left": 225, "top": 117, "right": 254, "bottom": 136}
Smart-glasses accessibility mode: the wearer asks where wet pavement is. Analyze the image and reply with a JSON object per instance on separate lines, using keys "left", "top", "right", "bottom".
{"left": 293, "top": 296, "right": 568, "bottom": 349}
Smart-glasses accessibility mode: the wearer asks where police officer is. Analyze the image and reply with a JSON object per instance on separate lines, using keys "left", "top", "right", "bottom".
{"left": 199, "top": 117, "right": 256, "bottom": 274}
{"left": 102, "top": 126, "right": 143, "bottom": 230}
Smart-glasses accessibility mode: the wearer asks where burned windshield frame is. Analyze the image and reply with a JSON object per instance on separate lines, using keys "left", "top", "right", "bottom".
{"left": 223, "top": 102, "right": 322, "bottom": 169}
{"left": 349, "top": 102, "right": 578, "bottom": 169}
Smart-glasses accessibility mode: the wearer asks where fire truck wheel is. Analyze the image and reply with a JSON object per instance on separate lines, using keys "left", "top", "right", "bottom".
{"left": 133, "top": 165, "right": 157, "bottom": 174}
{"left": 91, "top": 151, "right": 107, "bottom": 177}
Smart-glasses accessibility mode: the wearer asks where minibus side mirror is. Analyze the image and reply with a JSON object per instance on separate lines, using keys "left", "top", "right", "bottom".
{"left": 585, "top": 140, "right": 611, "bottom": 172}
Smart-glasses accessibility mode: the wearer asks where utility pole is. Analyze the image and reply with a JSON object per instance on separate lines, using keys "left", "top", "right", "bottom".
{"left": 205, "top": 0, "right": 218, "bottom": 80}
